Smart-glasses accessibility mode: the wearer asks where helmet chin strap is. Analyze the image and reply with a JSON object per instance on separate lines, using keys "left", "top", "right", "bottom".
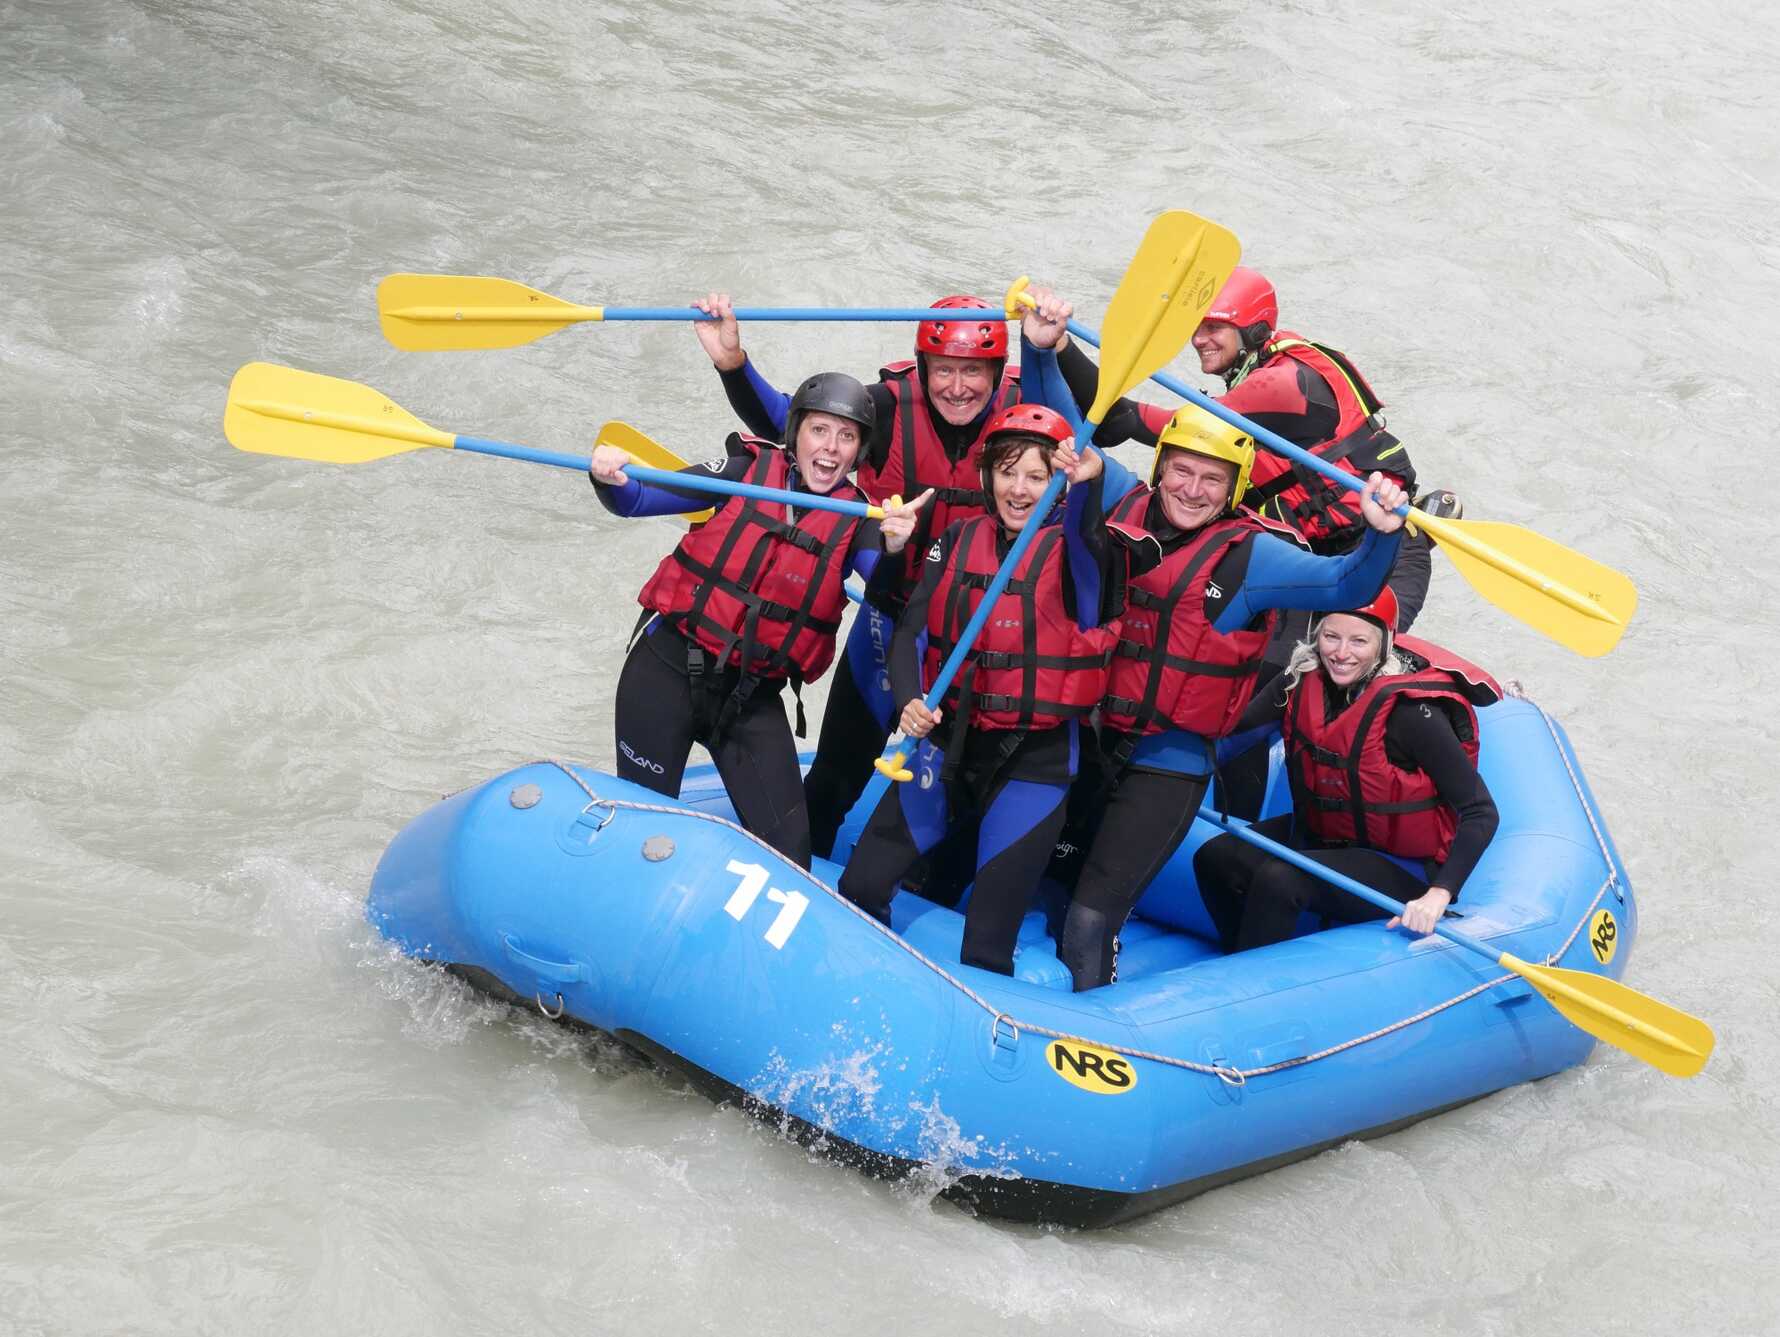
{"left": 1224, "top": 344, "right": 1263, "bottom": 389}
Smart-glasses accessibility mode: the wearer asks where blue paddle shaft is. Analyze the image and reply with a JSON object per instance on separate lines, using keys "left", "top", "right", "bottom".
{"left": 621, "top": 464, "right": 878, "bottom": 518}
{"left": 450, "top": 436, "right": 877, "bottom": 518}
{"left": 917, "top": 473, "right": 1069, "bottom": 711}
{"left": 852, "top": 470, "right": 1072, "bottom": 820}
{"left": 1195, "top": 804, "right": 1495, "bottom": 966}
{"left": 603, "top": 307, "right": 998, "bottom": 322}
{"left": 1064, "top": 320, "right": 1410, "bottom": 519}
{"left": 454, "top": 435, "right": 590, "bottom": 470}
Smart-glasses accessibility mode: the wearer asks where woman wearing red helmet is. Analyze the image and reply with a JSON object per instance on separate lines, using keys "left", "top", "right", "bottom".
{"left": 691, "top": 292, "right": 1077, "bottom": 858}
{"left": 837, "top": 402, "right": 1142, "bottom": 976}
{"left": 1192, "top": 588, "right": 1503, "bottom": 952}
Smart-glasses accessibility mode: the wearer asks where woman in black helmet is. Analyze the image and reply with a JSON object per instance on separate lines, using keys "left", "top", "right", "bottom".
{"left": 590, "top": 373, "right": 931, "bottom": 867}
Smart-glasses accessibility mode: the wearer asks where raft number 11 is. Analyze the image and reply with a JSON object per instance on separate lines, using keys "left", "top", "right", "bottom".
{"left": 723, "top": 860, "right": 810, "bottom": 950}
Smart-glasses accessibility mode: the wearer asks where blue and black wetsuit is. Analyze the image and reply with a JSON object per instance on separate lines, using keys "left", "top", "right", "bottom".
{"left": 1058, "top": 484, "right": 1403, "bottom": 989}
{"left": 594, "top": 440, "right": 889, "bottom": 868}
{"left": 837, "top": 470, "right": 1128, "bottom": 977}
{"left": 1019, "top": 346, "right": 1406, "bottom": 988}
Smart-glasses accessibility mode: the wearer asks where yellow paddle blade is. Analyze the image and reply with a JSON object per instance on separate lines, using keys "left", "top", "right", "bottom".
{"left": 1415, "top": 513, "right": 1637, "bottom": 658}
{"left": 224, "top": 362, "right": 452, "bottom": 464}
{"left": 596, "top": 420, "right": 695, "bottom": 472}
{"left": 377, "top": 274, "right": 603, "bottom": 351}
{"left": 1090, "top": 210, "right": 1242, "bottom": 424}
{"left": 594, "top": 421, "right": 713, "bottom": 524}
{"left": 1500, "top": 954, "right": 1714, "bottom": 1078}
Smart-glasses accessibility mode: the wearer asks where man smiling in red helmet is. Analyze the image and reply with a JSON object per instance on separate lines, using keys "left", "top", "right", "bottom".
{"left": 1057, "top": 265, "right": 1441, "bottom": 646}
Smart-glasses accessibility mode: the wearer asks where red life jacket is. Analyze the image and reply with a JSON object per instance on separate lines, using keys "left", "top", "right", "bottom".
{"left": 637, "top": 437, "right": 862, "bottom": 682}
{"left": 1282, "top": 634, "right": 1503, "bottom": 862}
{"left": 921, "top": 514, "right": 1119, "bottom": 732}
{"left": 1235, "top": 332, "right": 1411, "bottom": 546}
{"left": 1099, "top": 487, "right": 1284, "bottom": 739}
{"left": 858, "top": 360, "right": 1021, "bottom": 585}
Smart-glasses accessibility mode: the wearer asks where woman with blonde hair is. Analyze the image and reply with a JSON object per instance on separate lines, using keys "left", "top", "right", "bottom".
{"left": 1194, "top": 587, "right": 1503, "bottom": 952}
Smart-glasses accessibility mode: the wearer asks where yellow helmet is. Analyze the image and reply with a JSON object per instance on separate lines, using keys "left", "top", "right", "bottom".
{"left": 1150, "top": 406, "right": 1255, "bottom": 510}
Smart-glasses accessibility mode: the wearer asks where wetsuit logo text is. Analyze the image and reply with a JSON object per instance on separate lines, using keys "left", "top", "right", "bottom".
{"left": 619, "top": 740, "right": 665, "bottom": 774}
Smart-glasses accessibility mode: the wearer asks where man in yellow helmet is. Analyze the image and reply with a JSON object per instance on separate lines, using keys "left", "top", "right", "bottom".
{"left": 1055, "top": 405, "right": 1411, "bottom": 990}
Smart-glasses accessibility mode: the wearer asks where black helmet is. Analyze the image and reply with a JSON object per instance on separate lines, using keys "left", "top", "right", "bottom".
{"left": 784, "top": 372, "right": 874, "bottom": 451}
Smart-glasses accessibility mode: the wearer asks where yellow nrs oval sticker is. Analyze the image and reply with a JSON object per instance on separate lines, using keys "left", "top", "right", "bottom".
{"left": 1046, "top": 1040, "right": 1138, "bottom": 1095}
{"left": 1588, "top": 909, "right": 1620, "bottom": 966}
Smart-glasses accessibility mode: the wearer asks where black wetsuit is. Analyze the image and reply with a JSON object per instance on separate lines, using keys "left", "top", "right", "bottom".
{"left": 596, "top": 445, "right": 887, "bottom": 868}
{"left": 1194, "top": 672, "right": 1499, "bottom": 952}
{"left": 716, "top": 356, "right": 1004, "bottom": 858}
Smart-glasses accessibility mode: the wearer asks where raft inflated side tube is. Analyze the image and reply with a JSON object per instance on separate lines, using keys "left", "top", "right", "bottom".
{"left": 366, "top": 695, "right": 1633, "bottom": 1227}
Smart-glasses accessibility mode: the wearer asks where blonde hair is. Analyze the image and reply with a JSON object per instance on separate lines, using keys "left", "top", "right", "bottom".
{"left": 1281, "top": 615, "right": 1406, "bottom": 694}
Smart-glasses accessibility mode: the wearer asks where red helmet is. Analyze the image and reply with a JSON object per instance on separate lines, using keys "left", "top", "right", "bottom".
{"left": 982, "top": 402, "right": 1072, "bottom": 446}
{"left": 1203, "top": 266, "right": 1278, "bottom": 334}
{"left": 1348, "top": 585, "right": 1400, "bottom": 634}
{"left": 979, "top": 403, "right": 1071, "bottom": 504}
{"left": 916, "top": 295, "right": 1009, "bottom": 359}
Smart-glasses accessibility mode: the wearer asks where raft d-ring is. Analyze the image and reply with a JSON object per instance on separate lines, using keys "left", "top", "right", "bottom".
{"left": 536, "top": 991, "right": 566, "bottom": 1020}
{"left": 1212, "top": 1061, "right": 1247, "bottom": 1089}
{"left": 580, "top": 799, "right": 616, "bottom": 831}
{"left": 989, "top": 1014, "right": 1020, "bottom": 1054}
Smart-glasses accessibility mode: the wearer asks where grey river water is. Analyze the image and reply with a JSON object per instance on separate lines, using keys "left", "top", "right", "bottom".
{"left": 4, "top": 1, "right": 1779, "bottom": 1333}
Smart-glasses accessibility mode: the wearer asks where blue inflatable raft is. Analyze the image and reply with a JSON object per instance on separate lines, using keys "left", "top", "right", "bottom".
{"left": 366, "top": 694, "right": 1633, "bottom": 1227}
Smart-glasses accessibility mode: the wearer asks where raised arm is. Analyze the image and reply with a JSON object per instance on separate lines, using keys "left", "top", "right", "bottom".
{"left": 693, "top": 291, "right": 791, "bottom": 437}
{"left": 1209, "top": 473, "right": 1409, "bottom": 632}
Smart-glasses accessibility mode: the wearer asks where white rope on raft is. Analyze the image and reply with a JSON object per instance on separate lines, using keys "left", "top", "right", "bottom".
{"left": 536, "top": 723, "right": 1622, "bottom": 1084}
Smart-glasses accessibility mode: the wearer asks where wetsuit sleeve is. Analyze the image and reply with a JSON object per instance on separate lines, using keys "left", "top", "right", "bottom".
{"left": 592, "top": 452, "right": 754, "bottom": 518}
{"left": 1387, "top": 703, "right": 1499, "bottom": 897}
{"left": 889, "top": 525, "right": 954, "bottom": 709}
{"left": 1019, "top": 341, "right": 1085, "bottom": 431}
{"left": 1019, "top": 343, "right": 1143, "bottom": 512}
{"left": 1062, "top": 472, "right": 1116, "bottom": 630}
{"left": 1054, "top": 340, "right": 1100, "bottom": 418}
{"left": 1098, "top": 449, "right": 1143, "bottom": 509}
{"left": 844, "top": 516, "right": 885, "bottom": 581}
{"left": 1386, "top": 528, "right": 1433, "bottom": 631}
{"left": 1211, "top": 527, "right": 1402, "bottom": 633}
{"left": 715, "top": 358, "right": 790, "bottom": 438}
{"left": 1215, "top": 678, "right": 1287, "bottom": 764}
{"left": 1055, "top": 341, "right": 1171, "bottom": 448}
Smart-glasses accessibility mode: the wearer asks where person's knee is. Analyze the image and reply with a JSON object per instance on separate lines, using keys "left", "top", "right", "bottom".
{"left": 1250, "top": 860, "right": 1307, "bottom": 911}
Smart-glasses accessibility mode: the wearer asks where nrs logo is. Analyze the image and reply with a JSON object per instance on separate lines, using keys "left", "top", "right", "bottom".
{"left": 1046, "top": 1040, "right": 1137, "bottom": 1095}
{"left": 1588, "top": 908, "right": 1619, "bottom": 965}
